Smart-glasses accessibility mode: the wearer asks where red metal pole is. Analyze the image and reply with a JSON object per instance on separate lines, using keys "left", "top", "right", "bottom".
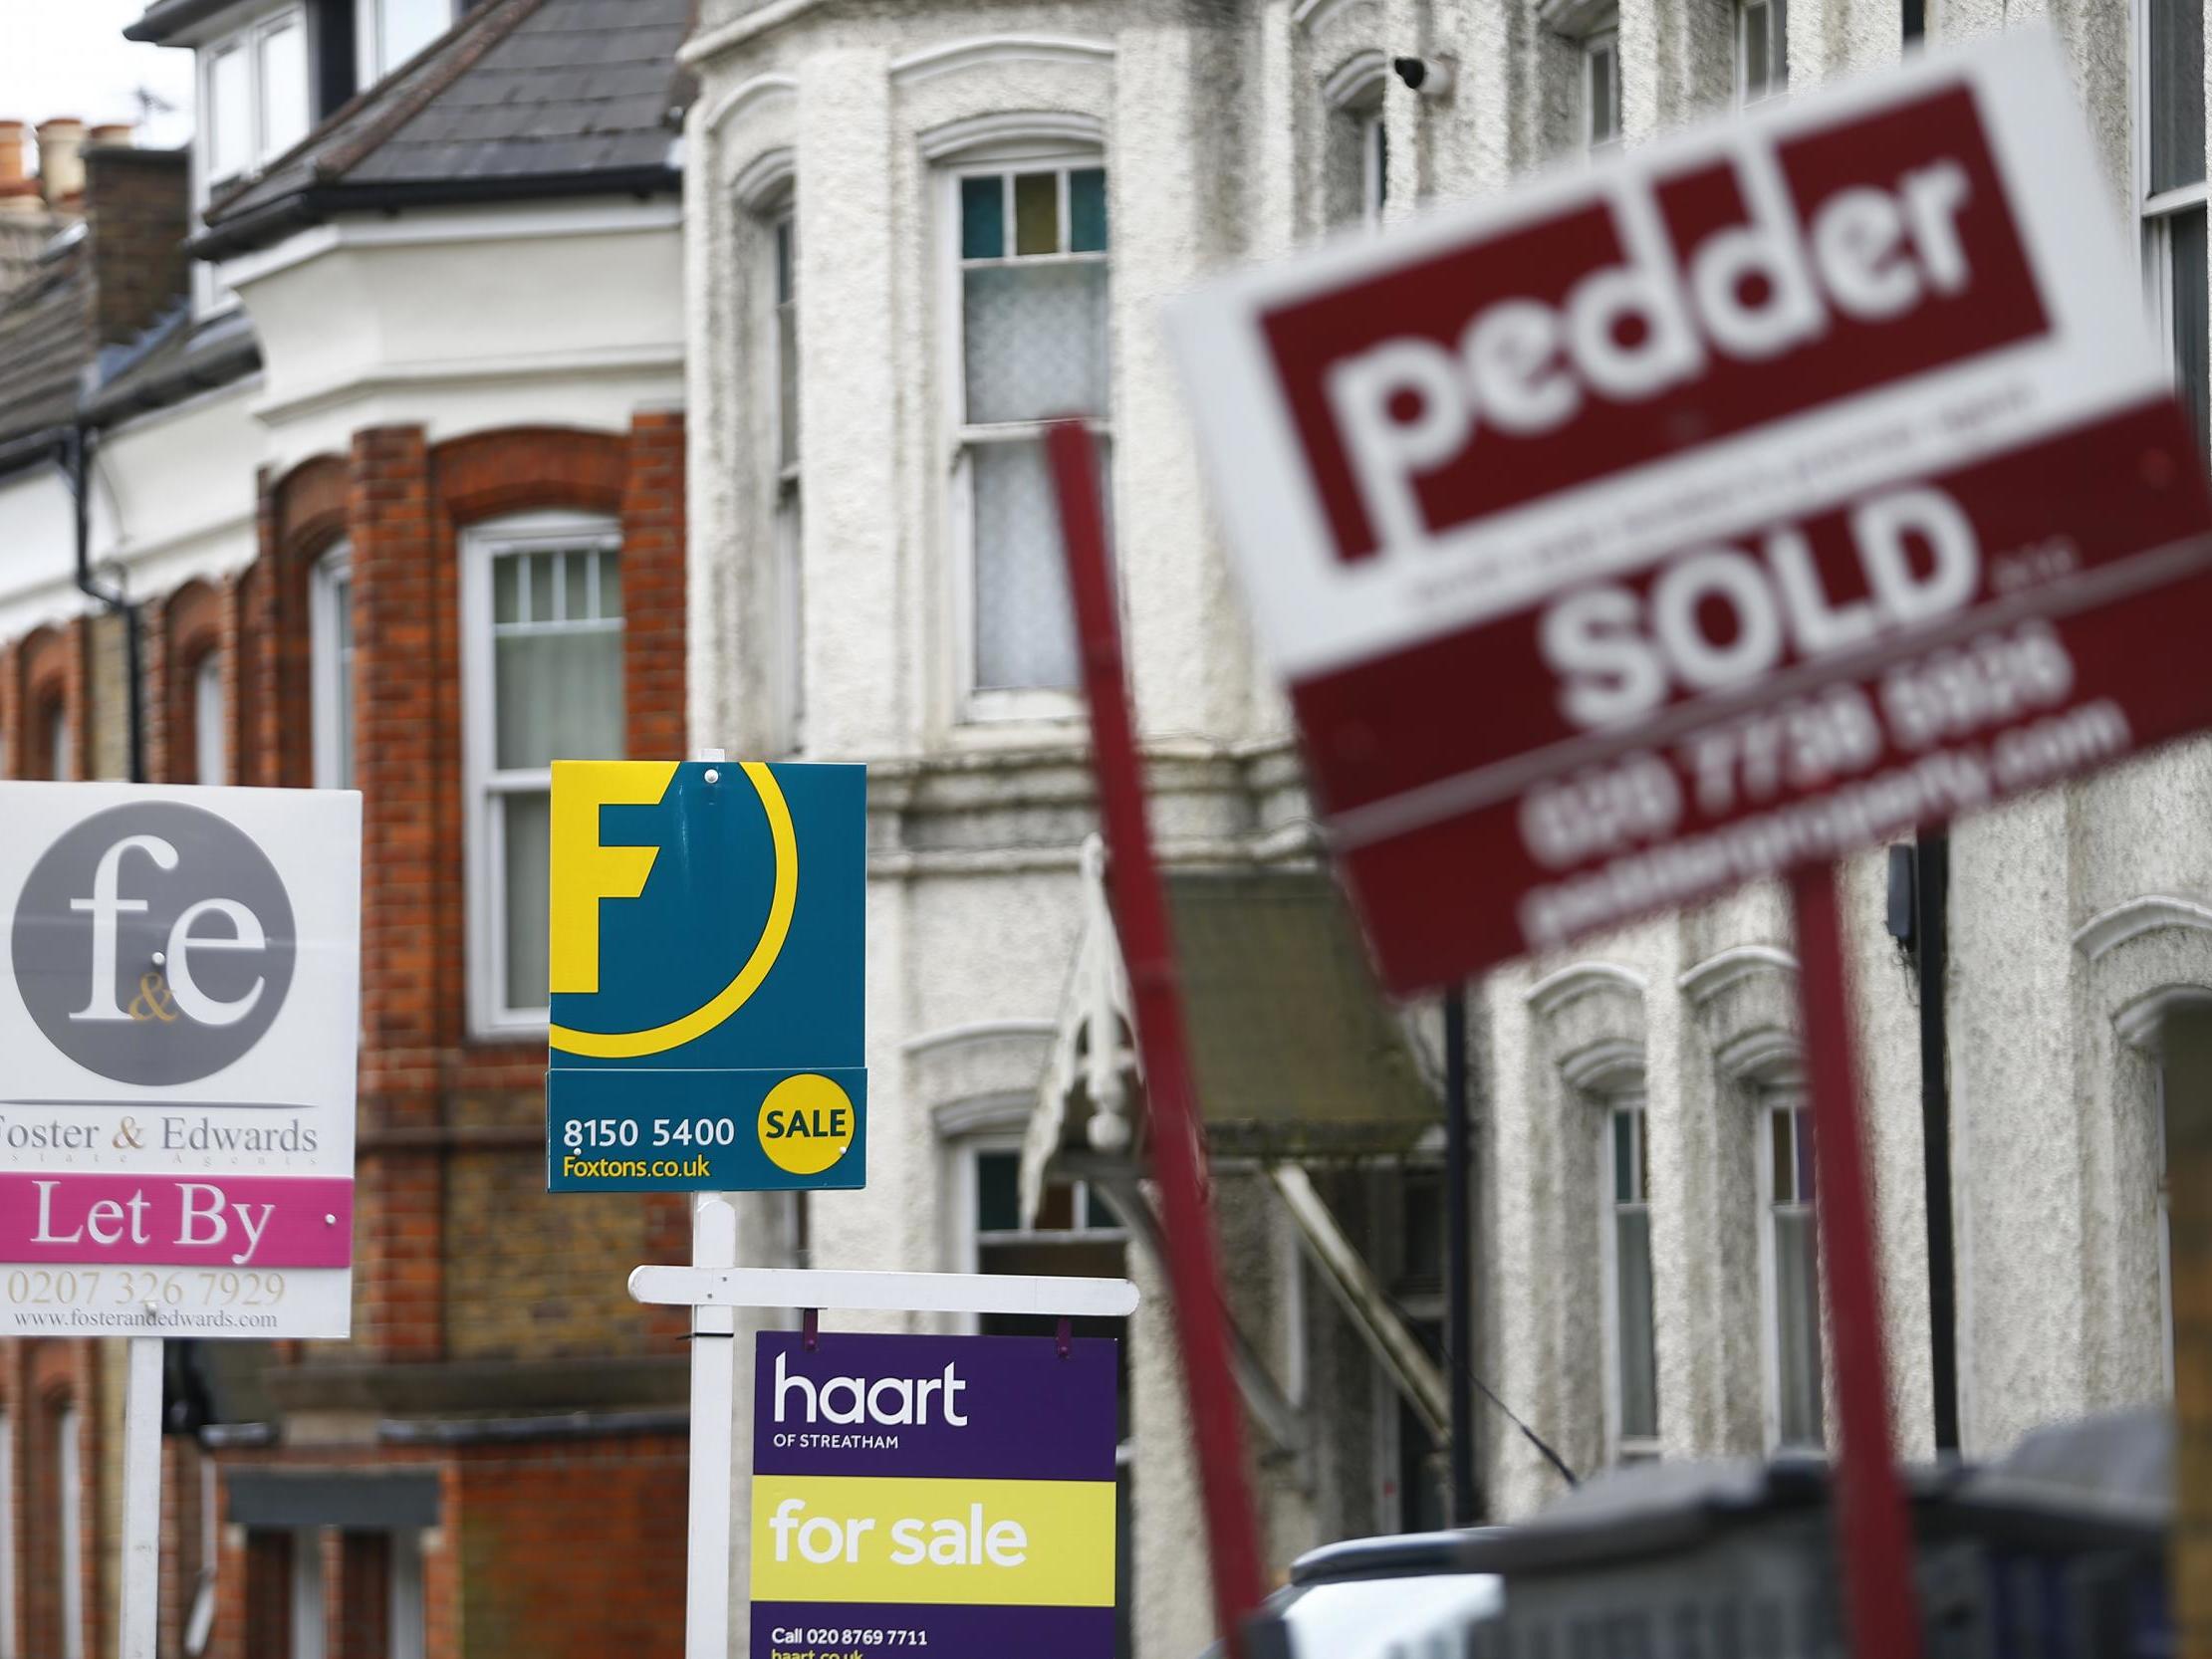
{"left": 1789, "top": 860, "right": 1923, "bottom": 1658}
{"left": 1047, "top": 419, "right": 1270, "bottom": 1655}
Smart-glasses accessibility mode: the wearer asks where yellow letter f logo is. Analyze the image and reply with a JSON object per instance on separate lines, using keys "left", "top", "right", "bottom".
{"left": 548, "top": 761, "right": 680, "bottom": 995}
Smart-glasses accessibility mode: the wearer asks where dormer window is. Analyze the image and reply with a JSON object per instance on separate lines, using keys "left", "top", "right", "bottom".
{"left": 200, "top": 7, "right": 309, "bottom": 190}
{"left": 362, "top": 0, "right": 456, "bottom": 83}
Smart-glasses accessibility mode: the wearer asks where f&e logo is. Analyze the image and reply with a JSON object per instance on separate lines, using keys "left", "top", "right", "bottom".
{"left": 12, "top": 803, "right": 297, "bottom": 1084}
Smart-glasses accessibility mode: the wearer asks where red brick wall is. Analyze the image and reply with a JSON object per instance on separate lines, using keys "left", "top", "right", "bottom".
{"left": 0, "top": 1338, "right": 105, "bottom": 1659}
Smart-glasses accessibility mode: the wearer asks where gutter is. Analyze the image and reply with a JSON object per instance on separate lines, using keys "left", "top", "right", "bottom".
{"left": 189, "top": 165, "right": 682, "bottom": 264}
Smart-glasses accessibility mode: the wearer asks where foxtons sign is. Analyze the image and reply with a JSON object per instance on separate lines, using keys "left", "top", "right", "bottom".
{"left": 750, "top": 1331, "right": 1118, "bottom": 1659}
{"left": 1168, "top": 30, "right": 2212, "bottom": 990}
{"left": 545, "top": 760, "right": 865, "bottom": 1193}
{"left": 0, "top": 784, "right": 361, "bottom": 1337}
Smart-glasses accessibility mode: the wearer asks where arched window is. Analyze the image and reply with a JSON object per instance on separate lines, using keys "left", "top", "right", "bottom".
{"left": 312, "top": 547, "right": 355, "bottom": 790}
{"left": 1604, "top": 1090, "right": 1658, "bottom": 1457}
{"left": 1323, "top": 53, "right": 1389, "bottom": 232}
{"left": 1738, "top": 0, "right": 1789, "bottom": 106}
{"left": 735, "top": 146, "right": 804, "bottom": 756}
{"left": 193, "top": 652, "right": 227, "bottom": 787}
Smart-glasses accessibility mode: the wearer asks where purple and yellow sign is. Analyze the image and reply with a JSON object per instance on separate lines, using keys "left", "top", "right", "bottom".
{"left": 750, "top": 1329, "right": 1118, "bottom": 1659}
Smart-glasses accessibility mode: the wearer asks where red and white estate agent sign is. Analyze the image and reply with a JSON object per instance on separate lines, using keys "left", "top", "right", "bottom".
{"left": 1168, "top": 29, "right": 2212, "bottom": 994}
{"left": 0, "top": 784, "right": 360, "bottom": 1337}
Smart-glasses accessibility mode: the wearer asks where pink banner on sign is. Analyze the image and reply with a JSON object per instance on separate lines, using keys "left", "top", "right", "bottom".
{"left": 0, "top": 1173, "right": 354, "bottom": 1268}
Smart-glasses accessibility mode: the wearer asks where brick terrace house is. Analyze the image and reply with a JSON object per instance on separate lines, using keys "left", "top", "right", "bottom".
{"left": 0, "top": 1, "right": 696, "bottom": 1654}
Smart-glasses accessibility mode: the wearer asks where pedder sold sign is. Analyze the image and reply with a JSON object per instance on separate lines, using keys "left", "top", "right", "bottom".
{"left": 750, "top": 1330, "right": 1117, "bottom": 1659}
{"left": 1168, "top": 29, "right": 2212, "bottom": 992}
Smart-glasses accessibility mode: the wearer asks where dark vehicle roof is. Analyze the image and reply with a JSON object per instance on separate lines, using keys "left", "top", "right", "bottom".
{"left": 1289, "top": 1529, "right": 1510, "bottom": 1586}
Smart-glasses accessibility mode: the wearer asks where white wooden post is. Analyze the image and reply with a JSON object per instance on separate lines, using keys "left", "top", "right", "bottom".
{"left": 685, "top": 1194, "right": 739, "bottom": 1659}
{"left": 118, "top": 1335, "right": 162, "bottom": 1659}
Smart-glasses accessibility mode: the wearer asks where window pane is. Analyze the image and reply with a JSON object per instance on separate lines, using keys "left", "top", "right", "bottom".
{"left": 209, "top": 44, "right": 252, "bottom": 181}
{"left": 502, "top": 791, "right": 552, "bottom": 1012}
{"left": 598, "top": 552, "right": 622, "bottom": 620}
{"left": 961, "top": 175, "right": 1004, "bottom": 260}
{"left": 1069, "top": 168, "right": 1107, "bottom": 253}
{"left": 971, "top": 439, "right": 1081, "bottom": 692}
{"left": 1774, "top": 1209, "right": 1824, "bottom": 1445}
{"left": 1612, "top": 1109, "right": 1634, "bottom": 1204}
{"left": 777, "top": 298, "right": 799, "bottom": 469}
{"left": 2151, "top": 0, "right": 2208, "bottom": 194}
{"left": 1771, "top": 1105, "right": 1795, "bottom": 1204}
{"left": 1013, "top": 171, "right": 1060, "bottom": 256}
{"left": 195, "top": 654, "right": 226, "bottom": 786}
{"left": 976, "top": 1151, "right": 1021, "bottom": 1233}
{"left": 1615, "top": 1209, "right": 1658, "bottom": 1442}
{"left": 963, "top": 263, "right": 1109, "bottom": 424}
{"left": 493, "top": 555, "right": 520, "bottom": 624}
{"left": 47, "top": 703, "right": 69, "bottom": 782}
{"left": 564, "top": 553, "right": 592, "bottom": 623}
{"left": 774, "top": 218, "right": 795, "bottom": 306}
{"left": 1084, "top": 1183, "right": 1119, "bottom": 1230}
{"left": 2172, "top": 207, "right": 2209, "bottom": 447}
{"left": 260, "top": 17, "right": 310, "bottom": 159}
{"left": 528, "top": 553, "right": 557, "bottom": 622}
{"left": 1590, "top": 43, "right": 1619, "bottom": 149}
{"left": 495, "top": 627, "right": 624, "bottom": 769}
{"left": 378, "top": 0, "right": 451, "bottom": 75}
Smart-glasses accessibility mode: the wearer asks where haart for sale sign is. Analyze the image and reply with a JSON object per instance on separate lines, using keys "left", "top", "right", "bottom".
{"left": 750, "top": 1331, "right": 1118, "bottom": 1659}
{"left": 1169, "top": 29, "right": 2212, "bottom": 993}
{"left": 0, "top": 785, "right": 361, "bottom": 1337}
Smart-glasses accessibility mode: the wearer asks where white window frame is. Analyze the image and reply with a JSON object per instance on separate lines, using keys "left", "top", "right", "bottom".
{"left": 311, "top": 546, "right": 354, "bottom": 792}
{"left": 194, "top": 3, "right": 310, "bottom": 317}
{"left": 1736, "top": 0, "right": 1789, "bottom": 108}
{"left": 193, "top": 650, "right": 227, "bottom": 787}
{"left": 1598, "top": 1089, "right": 1659, "bottom": 1463}
{"left": 290, "top": 1528, "right": 325, "bottom": 1659}
{"left": 954, "top": 1136, "right": 1128, "bottom": 1334}
{"left": 1583, "top": 26, "right": 1621, "bottom": 155}
{"left": 2134, "top": 0, "right": 2211, "bottom": 425}
{"left": 358, "top": 0, "right": 456, "bottom": 85}
{"left": 57, "top": 1406, "right": 83, "bottom": 1659}
{"left": 1322, "top": 54, "right": 1389, "bottom": 234}
{"left": 937, "top": 140, "right": 1111, "bottom": 726}
{"left": 1757, "top": 1091, "right": 1824, "bottom": 1451}
{"left": 388, "top": 1530, "right": 426, "bottom": 1659}
{"left": 459, "top": 510, "right": 624, "bottom": 1038}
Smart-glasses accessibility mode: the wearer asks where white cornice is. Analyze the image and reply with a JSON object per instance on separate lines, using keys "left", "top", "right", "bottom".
{"left": 1560, "top": 1036, "right": 1644, "bottom": 1094}
{"left": 1525, "top": 961, "right": 1647, "bottom": 1019}
{"left": 223, "top": 200, "right": 682, "bottom": 292}
{"left": 681, "top": 0, "right": 821, "bottom": 67}
{"left": 900, "top": 1019, "right": 1056, "bottom": 1057}
{"left": 2073, "top": 895, "right": 2212, "bottom": 962}
{"left": 1715, "top": 1028, "right": 1804, "bottom": 1085}
{"left": 891, "top": 36, "right": 1114, "bottom": 87}
{"left": 931, "top": 1093, "right": 1038, "bottom": 1137}
{"left": 1321, "top": 49, "right": 1388, "bottom": 109}
{"left": 732, "top": 146, "right": 796, "bottom": 211}
{"left": 2115, "top": 985, "right": 2212, "bottom": 1053}
{"left": 1293, "top": 0, "right": 1369, "bottom": 33}
{"left": 701, "top": 73, "right": 798, "bottom": 136}
{"left": 917, "top": 111, "right": 1106, "bottom": 162}
{"left": 250, "top": 344, "right": 683, "bottom": 428}
{"left": 1678, "top": 945, "right": 1800, "bottom": 1005}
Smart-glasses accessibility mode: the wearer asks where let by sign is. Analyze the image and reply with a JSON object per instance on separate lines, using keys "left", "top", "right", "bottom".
{"left": 1168, "top": 30, "right": 2212, "bottom": 993}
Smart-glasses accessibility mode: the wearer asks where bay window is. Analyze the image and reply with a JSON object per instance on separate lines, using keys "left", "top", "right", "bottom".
{"left": 2140, "top": 0, "right": 2210, "bottom": 445}
{"left": 1763, "top": 1096, "right": 1824, "bottom": 1448}
{"left": 948, "top": 154, "right": 1110, "bottom": 716}
{"left": 463, "top": 514, "right": 625, "bottom": 1033}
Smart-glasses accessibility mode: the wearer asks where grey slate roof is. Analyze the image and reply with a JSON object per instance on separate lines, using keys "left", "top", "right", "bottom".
{"left": 196, "top": 0, "right": 689, "bottom": 259}
{"left": 0, "top": 230, "right": 92, "bottom": 468}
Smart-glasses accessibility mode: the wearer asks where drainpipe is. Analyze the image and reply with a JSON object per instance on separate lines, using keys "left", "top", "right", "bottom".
{"left": 67, "top": 420, "right": 144, "bottom": 783}
{"left": 1916, "top": 830, "right": 1959, "bottom": 1454}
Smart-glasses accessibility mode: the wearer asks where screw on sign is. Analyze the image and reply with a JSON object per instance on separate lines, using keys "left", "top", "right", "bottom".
{"left": 1166, "top": 29, "right": 2212, "bottom": 1659}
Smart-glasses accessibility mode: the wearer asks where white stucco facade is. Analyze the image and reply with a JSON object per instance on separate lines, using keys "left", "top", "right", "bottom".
{"left": 681, "top": 1, "right": 2203, "bottom": 1653}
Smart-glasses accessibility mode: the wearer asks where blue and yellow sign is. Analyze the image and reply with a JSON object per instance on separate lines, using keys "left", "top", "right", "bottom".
{"left": 545, "top": 760, "right": 864, "bottom": 1193}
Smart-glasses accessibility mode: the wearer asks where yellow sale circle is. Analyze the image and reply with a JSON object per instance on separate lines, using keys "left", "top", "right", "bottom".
{"left": 758, "top": 1074, "right": 857, "bottom": 1176}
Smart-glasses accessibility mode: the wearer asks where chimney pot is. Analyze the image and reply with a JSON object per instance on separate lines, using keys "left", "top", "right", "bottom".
{"left": 35, "top": 118, "right": 87, "bottom": 211}
{"left": 88, "top": 124, "right": 133, "bottom": 150}
{"left": 0, "top": 122, "right": 25, "bottom": 184}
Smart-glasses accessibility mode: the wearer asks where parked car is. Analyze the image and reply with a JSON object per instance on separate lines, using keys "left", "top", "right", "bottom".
{"left": 1205, "top": 1530, "right": 1506, "bottom": 1659}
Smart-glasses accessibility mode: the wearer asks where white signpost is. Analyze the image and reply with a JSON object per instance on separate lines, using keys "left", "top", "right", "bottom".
{"left": 0, "top": 782, "right": 362, "bottom": 1659}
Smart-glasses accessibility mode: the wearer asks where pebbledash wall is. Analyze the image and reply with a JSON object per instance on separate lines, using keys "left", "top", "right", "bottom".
{"left": 683, "top": 0, "right": 2212, "bottom": 1654}
{"left": 0, "top": 169, "right": 695, "bottom": 1659}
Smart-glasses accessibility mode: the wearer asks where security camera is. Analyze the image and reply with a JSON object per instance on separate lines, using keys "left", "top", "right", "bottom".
{"left": 1392, "top": 55, "right": 1457, "bottom": 99}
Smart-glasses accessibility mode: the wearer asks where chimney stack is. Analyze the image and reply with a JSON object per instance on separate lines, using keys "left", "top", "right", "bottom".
{"left": 0, "top": 121, "right": 40, "bottom": 219}
{"left": 35, "top": 118, "right": 87, "bottom": 211}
